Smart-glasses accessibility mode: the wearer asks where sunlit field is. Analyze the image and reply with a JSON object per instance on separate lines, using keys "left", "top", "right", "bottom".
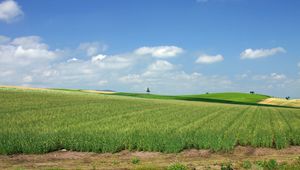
{"left": 1, "top": 88, "right": 299, "bottom": 155}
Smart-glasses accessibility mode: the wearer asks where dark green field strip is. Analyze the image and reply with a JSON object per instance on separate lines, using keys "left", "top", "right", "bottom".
{"left": 113, "top": 92, "right": 270, "bottom": 103}
{"left": 110, "top": 92, "right": 300, "bottom": 109}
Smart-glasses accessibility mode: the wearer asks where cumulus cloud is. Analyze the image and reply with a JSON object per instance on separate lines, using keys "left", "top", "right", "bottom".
{"left": 1, "top": 34, "right": 298, "bottom": 97}
{"left": 143, "top": 60, "right": 175, "bottom": 76}
{"left": 120, "top": 70, "right": 232, "bottom": 94}
{"left": 0, "top": 70, "right": 13, "bottom": 77}
{"left": 253, "top": 73, "right": 286, "bottom": 81}
{"left": 98, "top": 80, "right": 108, "bottom": 86}
{"left": 298, "top": 62, "right": 300, "bottom": 68}
{"left": 91, "top": 54, "right": 106, "bottom": 63}
{"left": 147, "top": 60, "right": 174, "bottom": 72}
{"left": 0, "top": 36, "right": 58, "bottom": 66}
{"left": 270, "top": 73, "right": 286, "bottom": 80}
{"left": 119, "top": 74, "right": 143, "bottom": 84}
{"left": 78, "top": 42, "right": 107, "bottom": 56}
{"left": 0, "top": 35, "right": 10, "bottom": 44}
{"left": 91, "top": 54, "right": 133, "bottom": 69}
{"left": 240, "top": 47, "right": 286, "bottom": 59}
{"left": 134, "top": 46, "right": 183, "bottom": 58}
{"left": 233, "top": 72, "right": 299, "bottom": 98}
{"left": 67, "top": 57, "right": 79, "bottom": 62}
{"left": 0, "top": 35, "right": 61, "bottom": 85}
{"left": 119, "top": 59, "right": 233, "bottom": 94}
{"left": 196, "top": 54, "right": 224, "bottom": 64}
{"left": 22, "top": 75, "right": 32, "bottom": 83}
{"left": 0, "top": 0, "right": 23, "bottom": 23}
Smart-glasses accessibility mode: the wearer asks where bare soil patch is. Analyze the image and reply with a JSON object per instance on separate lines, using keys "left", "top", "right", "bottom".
{"left": 1, "top": 146, "right": 300, "bottom": 170}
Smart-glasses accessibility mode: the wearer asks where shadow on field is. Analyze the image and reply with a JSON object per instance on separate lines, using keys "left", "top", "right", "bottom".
{"left": 176, "top": 96, "right": 299, "bottom": 109}
{"left": 111, "top": 93, "right": 299, "bottom": 109}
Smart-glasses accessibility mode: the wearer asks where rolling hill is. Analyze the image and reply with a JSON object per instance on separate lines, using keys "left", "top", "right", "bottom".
{"left": 112, "top": 92, "right": 271, "bottom": 106}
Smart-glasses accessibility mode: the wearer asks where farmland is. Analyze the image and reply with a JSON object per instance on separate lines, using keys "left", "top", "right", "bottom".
{"left": 0, "top": 87, "right": 300, "bottom": 156}
{"left": 260, "top": 98, "right": 300, "bottom": 107}
{"left": 113, "top": 92, "right": 272, "bottom": 106}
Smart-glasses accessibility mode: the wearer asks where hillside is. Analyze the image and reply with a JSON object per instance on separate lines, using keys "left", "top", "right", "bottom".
{"left": 0, "top": 87, "right": 299, "bottom": 155}
{"left": 113, "top": 92, "right": 270, "bottom": 106}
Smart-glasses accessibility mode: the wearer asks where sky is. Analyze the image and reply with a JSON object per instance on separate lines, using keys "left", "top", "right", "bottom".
{"left": 0, "top": 0, "right": 300, "bottom": 97}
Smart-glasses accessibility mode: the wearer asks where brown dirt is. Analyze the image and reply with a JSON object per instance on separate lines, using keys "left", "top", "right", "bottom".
{"left": 1, "top": 146, "right": 300, "bottom": 170}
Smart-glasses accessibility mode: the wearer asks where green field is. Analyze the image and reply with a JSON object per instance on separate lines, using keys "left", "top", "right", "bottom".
{"left": 0, "top": 88, "right": 300, "bottom": 155}
{"left": 113, "top": 92, "right": 270, "bottom": 105}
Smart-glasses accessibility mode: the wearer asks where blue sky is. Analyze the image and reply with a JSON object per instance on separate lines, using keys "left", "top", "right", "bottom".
{"left": 0, "top": 0, "right": 300, "bottom": 97}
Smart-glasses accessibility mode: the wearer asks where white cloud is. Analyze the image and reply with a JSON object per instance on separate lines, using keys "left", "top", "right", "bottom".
{"left": 0, "top": 0, "right": 23, "bottom": 23}
{"left": 91, "top": 54, "right": 106, "bottom": 63}
{"left": 270, "top": 73, "right": 286, "bottom": 80}
{"left": 119, "top": 74, "right": 143, "bottom": 83}
{"left": 14, "top": 46, "right": 56, "bottom": 59}
{"left": 22, "top": 75, "right": 32, "bottom": 83}
{"left": 240, "top": 47, "right": 286, "bottom": 59}
{"left": 120, "top": 70, "right": 233, "bottom": 94}
{"left": 0, "top": 35, "right": 61, "bottom": 85}
{"left": 0, "top": 35, "right": 10, "bottom": 44}
{"left": 134, "top": 46, "right": 183, "bottom": 58}
{"left": 0, "top": 36, "right": 58, "bottom": 66}
{"left": 143, "top": 60, "right": 174, "bottom": 76}
{"left": 41, "top": 69, "right": 58, "bottom": 77}
{"left": 98, "top": 80, "right": 108, "bottom": 86}
{"left": 147, "top": 60, "right": 174, "bottom": 72}
{"left": 253, "top": 73, "right": 286, "bottom": 81}
{"left": 196, "top": 54, "right": 224, "bottom": 64}
{"left": 78, "top": 42, "right": 107, "bottom": 56}
{"left": 1, "top": 34, "right": 298, "bottom": 97}
{"left": 298, "top": 62, "right": 300, "bottom": 68}
{"left": 91, "top": 54, "right": 132, "bottom": 69}
{"left": 0, "top": 70, "right": 13, "bottom": 77}
{"left": 67, "top": 58, "right": 79, "bottom": 62}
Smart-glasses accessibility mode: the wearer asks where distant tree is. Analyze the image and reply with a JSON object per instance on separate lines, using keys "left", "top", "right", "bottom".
{"left": 250, "top": 91, "right": 255, "bottom": 94}
{"left": 286, "top": 96, "right": 290, "bottom": 100}
{"left": 206, "top": 92, "right": 209, "bottom": 94}
{"left": 146, "top": 87, "right": 150, "bottom": 94}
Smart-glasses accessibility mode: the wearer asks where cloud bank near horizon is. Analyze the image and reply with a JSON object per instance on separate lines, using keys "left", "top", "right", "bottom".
{"left": 0, "top": 34, "right": 299, "bottom": 98}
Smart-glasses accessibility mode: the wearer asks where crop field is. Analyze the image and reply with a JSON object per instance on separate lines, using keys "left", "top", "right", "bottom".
{"left": 260, "top": 98, "right": 300, "bottom": 108}
{"left": 113, "top": 92, "right": 270, "bottom": 105}
{"left": 0, "top": 87, "right": 300, "bottom": 155}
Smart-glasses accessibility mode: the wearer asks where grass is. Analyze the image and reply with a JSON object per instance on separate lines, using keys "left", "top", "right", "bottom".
{"left": 167, "top": 163, "right": 188, "bottom": 170}
{"left": 112, "top": 92, "right": 274, "bottom": 106}
{"left": 0, "top": 87, "right": 300, "bottom": 154}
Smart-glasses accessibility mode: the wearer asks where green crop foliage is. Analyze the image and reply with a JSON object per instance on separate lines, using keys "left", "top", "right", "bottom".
{"left": 113, "top": 92, "right": 270, "bottom": 106}
{"left": 167, "top": 163, "right": 188, "bottom": 170}
{"left": 242, "top": 160, "right": 252, "bottom": 169}
{"left": 131, "top": 157, "right": 140, "bottom": 164}
{"left": 0, "top": 88, "right": 299, "bottom": 154}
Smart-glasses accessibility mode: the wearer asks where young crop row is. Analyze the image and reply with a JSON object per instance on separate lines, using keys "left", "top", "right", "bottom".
{"left": 0, "top": 88, "right": 300, "bottom": 154}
